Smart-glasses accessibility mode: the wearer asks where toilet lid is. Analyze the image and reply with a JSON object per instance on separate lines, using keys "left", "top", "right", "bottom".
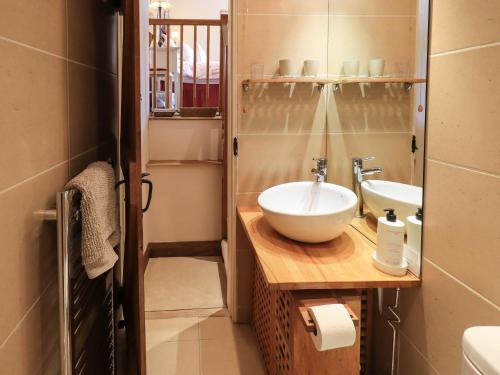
{"left": 463, "top": 326, "right": 500, "bottom": 375}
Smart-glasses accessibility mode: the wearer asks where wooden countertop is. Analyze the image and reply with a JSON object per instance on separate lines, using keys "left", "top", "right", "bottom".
{"left": 238, "top": 206, "right": 420, "bottom": 290}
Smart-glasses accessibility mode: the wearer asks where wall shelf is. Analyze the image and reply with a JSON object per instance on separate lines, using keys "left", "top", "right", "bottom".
{"left": 242, "top": 76, "right": 426, "bottom": 92}
{"left": 147, "top": 160, "right": 223, "bottom": 167}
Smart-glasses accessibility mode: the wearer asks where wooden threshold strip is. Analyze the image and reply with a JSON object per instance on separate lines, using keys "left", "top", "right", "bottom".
{"left": 148, "top": 241, "right": 222, "bottom": 258}
{"left": 147, "top": 159, "right": 223, "bottom": 167}
{"left": 149, "top": 115, "right": 223, "bottom": 121}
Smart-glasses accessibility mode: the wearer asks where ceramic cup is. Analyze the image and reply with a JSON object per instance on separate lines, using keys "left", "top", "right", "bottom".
{"left": 343, "top": 60, "right": 360, "bottom": 77}
{"left": 368, "top": 58, "right": 385, "bottom": 77}
{"left": 279, "top": 59, "right": 295, "bottom": 77}
{"left": 303, "top": 59, "right": 320, "bottom": 77}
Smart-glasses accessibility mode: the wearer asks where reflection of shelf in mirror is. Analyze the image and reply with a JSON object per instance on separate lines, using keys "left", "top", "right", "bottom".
{"left": 335, "top": 76, "right": 426, "bottom": 91}
{"left": 242, "top": 76, "right": 426, "bottom": 92}
{"left": 147, "top": 160, "right": 223, "bottom": 167}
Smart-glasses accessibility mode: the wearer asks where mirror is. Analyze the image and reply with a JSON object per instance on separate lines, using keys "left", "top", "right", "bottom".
{"left": 236, "top": 0, "right": 429, "bottom": 275}
{"left": 325, "top": 1, "right": 428, "bottom": 277}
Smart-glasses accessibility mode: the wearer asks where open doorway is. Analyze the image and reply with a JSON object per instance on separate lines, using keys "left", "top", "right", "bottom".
{"left": 136, "top": 1, "right": 264, "bottom": 373}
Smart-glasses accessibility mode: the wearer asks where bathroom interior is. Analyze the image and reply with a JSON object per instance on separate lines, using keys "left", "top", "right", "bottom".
{"left": 1, "top": 0, "right": 499, "bottom": 375}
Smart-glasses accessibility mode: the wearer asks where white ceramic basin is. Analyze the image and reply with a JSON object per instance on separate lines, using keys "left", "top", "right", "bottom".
{"left": 257, "top": 182, "right": 357, "bottom": 243}
{"left": 361, "top": 180, "right": 422, "bottom": 224}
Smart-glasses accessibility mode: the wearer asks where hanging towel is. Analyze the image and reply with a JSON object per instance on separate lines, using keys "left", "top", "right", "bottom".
{"left": 65, "top": 161, "right": 120, "bottom": 279}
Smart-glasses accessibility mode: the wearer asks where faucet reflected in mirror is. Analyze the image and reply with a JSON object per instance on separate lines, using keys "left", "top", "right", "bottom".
{"left": 311, "top": 158, "right": 328, "bottom": 182}
{"left": 352, "top": 157, "right": 383, "bottom": 218}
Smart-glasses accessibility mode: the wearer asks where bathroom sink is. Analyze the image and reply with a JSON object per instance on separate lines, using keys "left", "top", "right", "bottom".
{"left": 361, "top": 180, "right": 422, "bottom": 224}
{"left": 257, "top": 182, "right": 357, "bottom": 243}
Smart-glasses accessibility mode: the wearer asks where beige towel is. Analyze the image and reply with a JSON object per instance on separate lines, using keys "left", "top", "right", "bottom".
{"left": 66, "top": 161, "right": 120, "bottom": 279}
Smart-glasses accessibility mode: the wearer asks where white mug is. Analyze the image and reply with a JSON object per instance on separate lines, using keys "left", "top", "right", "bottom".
{"left": 368, "top": 58, "right": 385, "bottom": 77}
{"left": 343, "top": 60, "right": 360, "bottom": 77}
{"left": 303, "top": 59, "right": 320, "bottom": 77}
{"left": 279, "top": 59, "right": 295, "bottom": 77}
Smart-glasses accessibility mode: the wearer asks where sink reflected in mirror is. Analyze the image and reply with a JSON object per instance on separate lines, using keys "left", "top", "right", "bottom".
{"left": 258, "top": 182, "right": 357, "bottom": 243}
{"left": 361, "top": 180, "right": 422, "bottom": 226}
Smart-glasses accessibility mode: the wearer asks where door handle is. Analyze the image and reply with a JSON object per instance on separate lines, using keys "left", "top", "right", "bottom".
{"left": 141, "top": 173, "right": 153, "bottom": 213}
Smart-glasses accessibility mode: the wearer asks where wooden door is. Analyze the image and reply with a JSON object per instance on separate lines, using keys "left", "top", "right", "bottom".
{"left": 120, "top": 0, "right": 146, "bottom": 374}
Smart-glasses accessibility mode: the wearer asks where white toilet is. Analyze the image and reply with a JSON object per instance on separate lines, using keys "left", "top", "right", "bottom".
{"left": 462, "top": 326, "right": 500, "bottom": 374}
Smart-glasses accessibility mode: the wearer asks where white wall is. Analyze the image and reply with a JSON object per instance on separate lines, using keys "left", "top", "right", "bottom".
{"left": 168, "top": 0, "right": 227, "bottom": 19}
{"left": 146, "top": 119, "right": 223, "bottom": 243}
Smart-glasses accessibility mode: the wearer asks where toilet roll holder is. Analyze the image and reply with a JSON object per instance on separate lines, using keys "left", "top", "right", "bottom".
{"left": 298, "top": 297, "right": 359, "bottom": 335}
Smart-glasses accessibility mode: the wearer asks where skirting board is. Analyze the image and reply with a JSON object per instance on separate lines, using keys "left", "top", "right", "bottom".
{"left": 144, "top": 241, "right": 223, "bottom": 271}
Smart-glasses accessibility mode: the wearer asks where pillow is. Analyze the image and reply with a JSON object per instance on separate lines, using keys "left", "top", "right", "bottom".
{"left": 182, "top": 42, "right": 207, "bottom": 64}
{"left": 196, "top": 44, "right": 207, "bottom": 64}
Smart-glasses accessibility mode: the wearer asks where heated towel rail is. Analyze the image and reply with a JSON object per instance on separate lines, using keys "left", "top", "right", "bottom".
{"left": 56, "top": 190, "right": 115, "bottom": 375}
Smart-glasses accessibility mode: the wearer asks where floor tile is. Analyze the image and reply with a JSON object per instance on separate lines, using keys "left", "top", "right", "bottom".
{"left": 198, "top": 317, "right": 255, "bottom": 342}
{"left": 146, "top": 318, "right": 199, "bottom": 350}
{"left": 147, "top": 340, "right": 200, "bottom": 375}
{"left": 199, "top": 335, "right": 266, "bottom": 375}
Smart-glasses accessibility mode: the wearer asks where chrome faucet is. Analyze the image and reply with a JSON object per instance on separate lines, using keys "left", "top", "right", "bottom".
{"left": 353, "top": 157, "right": 383, "bottom": 217}
{"left": 311, "top": 158, "right": 328, "bottom": 182}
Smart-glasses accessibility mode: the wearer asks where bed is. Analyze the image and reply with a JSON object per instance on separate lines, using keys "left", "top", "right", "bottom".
{"left": 150, "top": 41, "right": 220, "bottom": 110}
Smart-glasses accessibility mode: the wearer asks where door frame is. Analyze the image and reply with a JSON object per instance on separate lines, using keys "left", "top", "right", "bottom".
{"left": 227, "top": 0, "right": 239, "bottom": 321}
{"left": 120, "top": 0, "right": 147, "bottom": 373}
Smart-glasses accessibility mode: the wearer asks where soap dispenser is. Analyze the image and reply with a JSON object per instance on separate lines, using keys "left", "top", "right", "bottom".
{"left": 372, "top": 208, "right": 408, "bottom": 276}
{"left": 404, "top": 208, "right": 423, "bottom": 275}
{"left": 407, "top": 208, "right": 423, "bottom": 252}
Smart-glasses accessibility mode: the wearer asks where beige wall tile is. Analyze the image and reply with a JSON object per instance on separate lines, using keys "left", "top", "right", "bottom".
{"left": 0, "top": 162, "right": 67, "bottom": 344}
{"left": 147, "top": 165, "right": 222, "bottom": 242}
{"left": 0, "top": 0, "right": 66, "bottom": 56}
{"left": 0, "top": 40, "right": 68, "bottom": 191}
{"left": 239, "top": 82, "right": 326, "bottom": 134}
{"left": 431, "top": 0, "right": 500, "bottom": 54}
{"left": 327, "top": 133, "right": 412, "bottom": 189}
{"left": 234, "top": 219, "right": 255, "bottom": 323}
{"left": 0, "top": 282, "right": 60, "bottom": 375}
{"left": 237, "top": 0, "right": 329, "bottom": 15}
{"left": 149, "top": 120, "right": 222, "bottom": 160}
{"left": 237, "top": 14, "right": 329, "bottom": 76}
{"left": 399, "top": 333, "right": 440, "bottom": 375}
{"left": 237, "top": 134, "right": 326, "bottom": 193}
{"left": 67, "top": 0, "right": 118, "bottom": 73}
{"left": 331, "top": 0, "right": 416, "bottom": 15}
{"left": 236, "top": 192, "right": 259, "bottom": 206}
{"left": 427, "top": 46, "right": 500, "bottom": 174}
{"left": 423, "top": 160, "right": 500, "bottom": 305}
{"left": 328, "top": 16, "right": 416, "bottom": 76}
{"left": 327, "top": 85, "right": 413, "bottom": 133}
{"left": 69, "top": 147, "right": 100, "bottom": 178}
{"left": 400, "top": 259, "right": 500, "bottom": 375}
{"left": 68, "top": 63, "right": 117, "bottom": 157}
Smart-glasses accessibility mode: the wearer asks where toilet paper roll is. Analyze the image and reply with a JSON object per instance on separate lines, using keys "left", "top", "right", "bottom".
{"left": 308, "top": 304, "right": 356, "bottom": 351}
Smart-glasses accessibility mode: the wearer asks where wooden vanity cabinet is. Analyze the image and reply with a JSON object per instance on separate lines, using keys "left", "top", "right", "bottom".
{"left": 253, "top": 264, "right": 366, "bottom": 375}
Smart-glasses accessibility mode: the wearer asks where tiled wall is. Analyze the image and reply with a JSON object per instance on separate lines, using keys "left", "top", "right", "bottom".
{"left": 374, "top": 1, "right": 500, "bottom": 374}
{"left": 0, "top": 2, "right": 118, "bottom": 373}
{"left": 236, "top": 0, "right": 417, "bottom": 204}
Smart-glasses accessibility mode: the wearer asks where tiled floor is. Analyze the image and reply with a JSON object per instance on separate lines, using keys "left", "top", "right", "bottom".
{"left": 145, "top": 256, "right": 265, "bottom": 374}
{"left": 146, "top": 316, "right": 266, "bottom": 375}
